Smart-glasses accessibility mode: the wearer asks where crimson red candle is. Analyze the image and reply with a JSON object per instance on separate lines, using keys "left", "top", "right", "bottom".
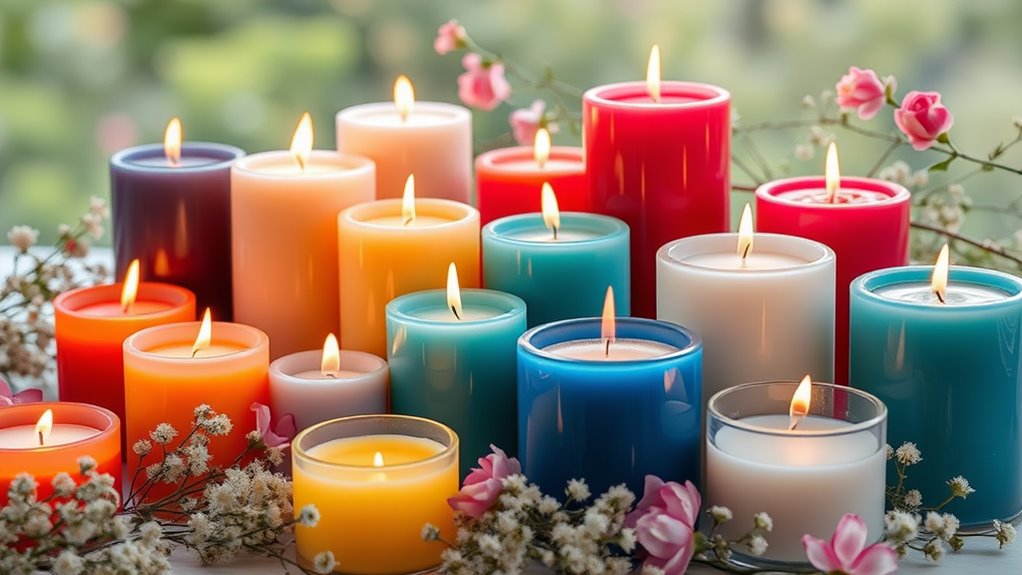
{"left": 475, "top": 145, "right": 586, "bottom": 225}
{"left": 755, "top": 176, "right": 911, "bottom": 385}
{"left": 584, "top": 81, "right": 731, "bottom": 317}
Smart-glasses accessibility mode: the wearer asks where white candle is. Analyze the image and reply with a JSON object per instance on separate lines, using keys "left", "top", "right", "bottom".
{"left": 0, "top": 423, "right": 99, "bottom": 448}
{"left": 545, "top": 338, "right": 678, "bottom": 361}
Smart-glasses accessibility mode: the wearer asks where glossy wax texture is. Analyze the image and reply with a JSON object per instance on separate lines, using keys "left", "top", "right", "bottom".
{"left": 756, "top": 177, "right": 911, "bottom": 385}
{"left": 336, "top": 101, "right": 471, "bottom": 202}
{"left": 387, "top": 289, "right": 526, "bottom": 474}
{"left": 850, "top": 266, "right": 1022, "bottom": 526}
{"left": 111, "top": 143, "right": 244, "bottom": 319}
{"left": 0, "top": 402, "right": 121, "bottom": 506}
{"left": 232, "top": 150, "right": 375, "bottom": 359}
{"left": 53, "top": 283, "right": 196, "bottom": 448}
{"left": 518, "top": 318, "right": 702, "bottom": 496}
{"left": 657, "top": 233, "right": 836, "bottom": 405}
{"left": 482, "top": 212, "right": 630, "bottom": 327}
{"left": 475, "top": 146, "right": 587, "bottom": 225}
{"left": 584, "top": 81, "right": 731, "bottom": 318}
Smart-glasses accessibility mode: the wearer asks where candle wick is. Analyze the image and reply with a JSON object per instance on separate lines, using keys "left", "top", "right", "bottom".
{"left": 122, "top": 302, "right": 133, "bottom": 314}
{"left": 604, "top": 338, "right": 611, "bottom": 358}
{"left": 191, "top": 349, "right": 200, "bottom": 358}
{"left": 451, "top": 305, "right": 461, "bottom": 320}
{"left": 403, "top": 216, "right": 413, "bottom": 226}
{"left": 788, "top": 416, "right": 801, "bottom": 431}
{"left": 296, "top": 156, "right": 307, "bottom": 174}
{"left": 38, "top": 431, "right": 44, "bottom": 447}
{"left": 325, "top": 372, "right": 336, "bottom": 379}
{"left": 935, "top": 290, "right": 946, "bottom": 305}
{"left": 552, "top": 226, "right": 558, "bottom": 241}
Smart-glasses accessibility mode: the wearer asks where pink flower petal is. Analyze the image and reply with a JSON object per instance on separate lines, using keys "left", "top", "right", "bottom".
{"left": 850, "top": 542, "right": 900, "bottom": 575}
{"left": 803, "top": 534, "right": 843, "bottom": 573}
{"left": 627, "top": 474, "right": 667, "bottom": 527}
{"left": 832, "top": 514, "right": 869, "bottom": 567}
{"left": 636, "top": 512, "right": 690, "bottom": 559}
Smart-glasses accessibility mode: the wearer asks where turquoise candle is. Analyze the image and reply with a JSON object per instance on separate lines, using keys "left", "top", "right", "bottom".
{"left": 482, "top": 212, "right": 630, "bottom": 327}
{"left": 850, "top": 265, "right": 1022, "bottom": 526}
{"left": 386, "top": 288, "right": 526, "bottom": 474}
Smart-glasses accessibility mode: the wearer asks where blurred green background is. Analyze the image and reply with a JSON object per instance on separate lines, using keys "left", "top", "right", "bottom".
{"left": 2, "top": 0, "right": 1021, "bottom": 248}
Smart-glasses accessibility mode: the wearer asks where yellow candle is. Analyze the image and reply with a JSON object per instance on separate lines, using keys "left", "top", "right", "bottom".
{"left": 293, "top": 415, "right": 458, "bottom": 575}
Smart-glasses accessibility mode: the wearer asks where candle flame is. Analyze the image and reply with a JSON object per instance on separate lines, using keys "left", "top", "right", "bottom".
{"left": 321, "top": 333, "right": 340, "bottom": 377}
{"left": 290, "top": 112, "right": 314, "bottom": 173}
{"left": 447, "top": 262, "right": 463, "bottom": 320}
{"left": 164, "top": 118, "right": 182, "bottom": 166}
{"left": 534, "top": 127, "right": 551, "bottom": 168}
{"left": 788, "top": 375, "right": 812, "bottom": 430}
{"left": 646, "top": 45, "right": 661, "bottom": 102}
{"left": 541, "top": 182, "right": 561, "bottom": 240}
{"left": 601, "top": 286, "right": 616, "bottom": 357}
{"left": 373, "top": 451, "right": 384, "bottom": 467}
{"left": 402, "top": 174, "right": 416, "bottom": 225}
{"left": 35, "top": 409, "right": 53, "bottom": 446}
{"left": 191, "top": 308, "right": 212, "bottom": 358}
{"left": 120, "top": 258, "right": 140, "bottom": 313}
{"left": 737, "top": 203, "right": 754, "bottom": 264}
{"left": 825, "top": 142, "right": 841, "bottom": 203}
{"left": 394, "top": 75, "right": 415, "bottom": 122}
{"left": 932, "top": 244, "right": 949, "bottom": 304}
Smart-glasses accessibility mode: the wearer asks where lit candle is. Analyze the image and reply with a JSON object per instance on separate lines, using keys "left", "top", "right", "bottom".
{"left": 336, "top": 75, "right": 472, "bottom": 202}
{"left": 850, "top": 246, "right": 1022, "bottom": 525}
{"left": 517, "top": 288, "right": 703, "bottom": 496}
{"left": 338, "top": 176, "right": 480, "bottom": 358}
{"left": 269, "top": 334, "right": 388, "bottom": 433}
{"left": 386, "top": 263, "right": 526, "bottom": 473}
{"left": 657, "top": 207, "right": 836, "bottom": 404}
{"left": 54, "top": 260, "right": 196, "bottom": 447}
{"left": 111, "top": 118, "right": 244, "bottom": 318}
{"left": 584, "top": 46, "right": 731, "bottom": 318}
{"left": 292, "top": 415, "right": 458, "bottom": 575}
{"left": 232, "top": 113, "right": 375, "bottom": 359}
{"left": 0, "top": 402, "right": 121, "bottom": 505}
{"left": 482, "top": 183, "right": 630, "bottom": 327}
{"left": 756, "top": 143, "right": 911, "bottom": 385}
{"left": 706, "top": 377, "right": 887, "bottom": 563}
{"left": 475, "top": 128, "right": 587, "bottom": 225}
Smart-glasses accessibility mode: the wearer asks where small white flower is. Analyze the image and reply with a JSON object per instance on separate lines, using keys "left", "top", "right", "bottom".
{"left": 89, "top": 196, "right": 110, "bottom": 219}
{"left": 80, "top": 213, "right": 104, "bottom": 240}
{"left": 202, "top": 414, "right": 233, "bottom": 436}
{"left": 57, "top": 223, "right": 71, "bottom": 237}
{"left": 11, "top": 473, "right": 37, "bottom": 497}
{"left": 618, "top": 527, "right": 637, "bottom": 553}
{"left": 709, "top": 505, "right": 732, "bottom": 524}
{"left": 566, "top": 478, "right": 590, "bottom": 502}
{"left": 194, "top": 404, "right": 214, "bottom": 419}
{"left": 924, "top": 511, "right": 945, "bottom": 533}
{"left": 133, "top": 439, "right": 153, "bottom": 457}
{"left": 7, "top": 225, "right": 39, "bottom": 252}
{"left": 993, "top": 519, "right": 1016, "bottom": 548}
{"left": 312, "top": 550, "right": 336, "bottom": 574}
{"left": 794, "top": 143, "right": 815, "bottom": 161}
{"left": 421, "top": 522, "right": 440, "bottom": 541}
{"left": 902, "top": 489, "right": 922, "bottom": 509}
{"left": 884, "top": 510, "right": 919, "bottom": 543}
{"left": 801, "top": 95, "right": 816, "bottom": 109}
{"left": 537, "top": 495, "right": 559, "bottom": 515}
{"left": 885, "top": 444, "right": 894, "bottom": 460}
{"left": 23, "top": 514, "right": 52, "bottom": 537}
{"left": 477, "top": 533, "right": 502, "bottom": 556}
{"left": 139, "top": 521, "right": 162, "bottom": 544}
{"left": 299, "top": 504, "right": 320, "bottom": 528}
{"left": 924, "top": 539, "right": 946, "bottom": 561}
{"left": 50, "top": 473, "right": 76, "bottom": 497}
{"left": 150, "top": 423, "right": 178, "bottom": 445}
{"left": 753, "top": 511, "right": 773, "bottom": 532}
{"left": 937, "top": 513, "right": 960, "bottom": 540}
{"left": 52, "top": 550, "right": 84, "bottom": 575}
{"left": 748, "top": 534, "right": 768, "bottom": 556}
{"left": 641, "top": 565, "right": 666, "bottom": 575}
{"left": 895, "top": 442, "right": 923, "bottom": 465}
{"left": 948, "top": 475, "right": 975, "bottom": 498}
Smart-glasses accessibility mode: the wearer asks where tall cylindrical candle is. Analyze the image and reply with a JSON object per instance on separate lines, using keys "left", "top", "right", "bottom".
{"left": 475, "top": 146, "right": 586, "bottom": 225}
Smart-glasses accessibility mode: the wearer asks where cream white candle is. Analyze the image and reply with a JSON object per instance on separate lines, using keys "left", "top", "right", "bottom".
{"left": 0, "top": 423, "right": 99, "bottom": 448}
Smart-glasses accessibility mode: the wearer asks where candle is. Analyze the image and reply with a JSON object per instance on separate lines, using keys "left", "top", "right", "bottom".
{"left": 269, "top": 334, "right": 388, "bottom": 432}
{"left": 756, "top": 143, "right": 911, "bottom": 385}
{"left": 336, "top": 75, "right": 471, "bottom": 202}
{"left": 338, "top": 177, "right": 480, "bottom": 358}
{"left": 232, "top": 113, "right": 375, "bottom": 359}
{"left": 482, "top": 183, "right": 630, "bottom": 327}
{"left": 475, "top": 128, "right": 587, "bottom": 225}
{"left": 518, "top": 289, "right": 702, "bottom": 496}
{"left": 292, "top": 415, "right": 458, "bottom": 575}
{"left": 386, "top": 263, "right": 526, "bottom": 474}
{"left": 657, "top": 209, "right": 836, "bottom": 404}
{"left": 54, "top": 262, "right": 196, "bottom": 447}
{"left": 850, "top": 247, "right": 1022, "bottom": 525}
{"left": 123, "top": 310, "right": 269, "bottom": 500}
{"left": 0, "top": 402, "right": 121, "bottom": 505}
{"left": 706, "top": 378, "right": 887, "bottom": 563}
{"left": 111, "top": 118, "right": 245, "bottom": 318}
{"left": 584, "top": 46, "right": 731, "bottom": 318}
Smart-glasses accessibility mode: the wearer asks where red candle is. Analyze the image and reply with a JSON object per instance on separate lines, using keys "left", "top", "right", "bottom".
{"left": 475, "top": 128, "right": 586, "bottom": 225}
{"left": 755, "top": 146, "right": 910, "bottom": 385}
{"left": 583, "top": 47, "right": 731, "bottom": 317}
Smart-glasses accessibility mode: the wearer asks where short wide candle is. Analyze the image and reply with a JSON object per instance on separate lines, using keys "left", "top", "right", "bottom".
{"left": 475, "top": 146, "right": 586, "bottom": 225}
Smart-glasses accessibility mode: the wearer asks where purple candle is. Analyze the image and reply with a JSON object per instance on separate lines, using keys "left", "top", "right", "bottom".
{"left": 110, "top": 121, "right": 244, "bottom": 319}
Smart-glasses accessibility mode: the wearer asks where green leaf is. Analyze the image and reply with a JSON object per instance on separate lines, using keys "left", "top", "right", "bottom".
{"left": 928, "top": 156, "right": 956, "bottom": 172}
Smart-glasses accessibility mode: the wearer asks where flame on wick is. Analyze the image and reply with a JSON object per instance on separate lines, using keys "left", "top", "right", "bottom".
{"left": 321, "top": 333, "right": 340, "bottom": 377}
{"left": 447, "top": 262, "right": 463, "bottom": 320}
{"left": 290, "top": 112, "right": 314, "bottom": 173}
{"left": 373, "top": 451, "right": 384, "bottom": 467}
{"left": 402, "top": 174, "right": 416, "bottom": 225}
{"left": 601, "top": 286, "right": 616, "bottom": 358}
{"left": 541, "top": 182, "right": 561, "bottom": 240}
{"left": 646, "top": 45, "right": 661, "bottom": 103}
{"left": 737, "top": 203, "right": 754, "bottom": 265}
{"left": 35, "top": 409, "right": 53, "bottom": 447}
{"left": 932, "top": 243, "right": 949, "bottom": 305}
{"left": 534, "top": 127, "right": 551, "bottom": 168}
{"left": 394, "top": 75, "right": 415, "bottom": 122}
{"left": 164, "top": 118, "right": 182, "bottom": 167}
{"left": 191, "top": 308, "right": 212, "bottom": 358}
{"left": 788, "top": 375, "right": 813, "bottom": 430}
{"left": 120, "top": 259, "right": 140, "bottom": 313}
{"left": 825, "top": 142, "right": 841, "bottom": 203}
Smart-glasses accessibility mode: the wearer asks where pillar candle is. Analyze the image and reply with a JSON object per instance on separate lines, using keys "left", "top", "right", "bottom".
{"left": 850, "top": 265, "right": 1022, "bottom": 525}
{"left": 475, "top": 139, "right": 586, "bottom": 225}
{"left": 293, "top": 415, "right": 458, "bottom": 575}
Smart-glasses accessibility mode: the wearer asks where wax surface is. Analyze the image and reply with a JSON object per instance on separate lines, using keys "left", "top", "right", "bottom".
{"left": 129, "top": 156, "right": 221, "bottom": 168}
{"left": 873, "top": 281, "right": 1009, "bottom": 305}
{"left": 292, "top": 370, "right": 363, "bottom": 380}
{"left": 77, "top": 300, "right": 174, "bottom": 317}
{"left": 147, "top": 342, "right": 246, "bottom": 359}
{"left": 307, "top": 435, "right": 444, "bottom": 466}
{"left": 365, "top": 215, "right": 451, "bottom": 227}
{"left": 774, "top": 188, "right": 892, "bottom": 204}
{"left": 0, "top": 423, "right": 100, "bottom": 448}
{"left": 412, "top": 305, "right": 503, "bottom": 322}
{"left": 344, "top": 109, "right": 455, "bottom": 127}
{"left": 508, "top": 229, "right": 599, "bottom": 242}
{"left": 681, "top": 251, "right": 807, "bottom": 270}
{"left": 544, "top": 338, "right": 678, "bottom": 361}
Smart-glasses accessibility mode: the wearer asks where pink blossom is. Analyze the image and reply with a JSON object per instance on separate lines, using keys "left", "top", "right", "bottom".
{"left": 894, "top": 91, "right": 954, "bottom": 151}
{"left": 0, "top": 377, "right": 43, "bottom": 407}
{"left": 434, "top": 19, "right": 466, "bottom": 55}
{"left": 509, "top": 100, "right": 559, "bottom": 146}
{"left": 629, "top": 476, "right": 702, "bottom": 575}
{"left": 448, "top": 444, "right": 521, "bottom": 518}
{"left": 250, "top": 403, "right": 296, "bottom": 449}
{"left": 457, "top": 53, "right": 511, "bottom": 111}
{"left": 802, "top": 513, "right": 899, "bottom": 575}
{"left": 836, "top": 67, "right": 891, "bottom": 120}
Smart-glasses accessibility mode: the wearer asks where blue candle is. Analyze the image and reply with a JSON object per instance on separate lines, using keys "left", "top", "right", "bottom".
{"left": 111, "top": 131, "right": 244, "bottom": 319}
{"left": 482, "top": 211, "right": 630, "bottom": 327}
{"left": 518, "top": 316, "right": 703, "bottom": 497}
{"left": 386, "top": 282, "right": 526, "bottom": 474}
{"left": 850, "top": 264, "right": 1022, "bottom": 525}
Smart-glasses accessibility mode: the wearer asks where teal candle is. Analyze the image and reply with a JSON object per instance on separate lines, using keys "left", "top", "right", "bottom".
{"left": 386, "top": 288, "right": 527, "bottom": 474}
{"left": 850, "top": 265, "right": 1022, "bottom": 526}
{"left": 482, "top": 212, "right": 630, "bottom": 327}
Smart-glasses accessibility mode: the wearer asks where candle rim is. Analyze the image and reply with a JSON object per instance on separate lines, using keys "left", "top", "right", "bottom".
{"left": 483, "top": 212, "right": 628, "bottom": 246}
{"left": 269, "top": 349, "right": 386, "bottom": 383}
{"left": 519, "top": 317, "right": 701, "bottom": 364}
{"left": 755, "top": 176, "right": 911, "bottom": 210}
{"left": 232, "top": 150, "right": 375, "bottom": 181}
{"left": 336, "top": 100, "right": 471, "bottom": 128}
{"left": 292, "top": 414, "right": 458, "bottom": 471}
{"left": 386, "top": 288, "right": 526, "bottom": 326}
{"left": 110, "top": 142, "right": 245, "bottom": 173}
{"left": 340, "top": 197, "right": 479, "bottom": 230}
{"left": 53, "top": 282, "right": 196, "bottom": 321}
{"left": 658, "top": 232, "right": 834, "bottom": 274}
{"left": 474, "top": 145, "right": 585, "bottom": 175}
{"left": 583, "top": 80, "right": 730, "bottom": 111}
{"left": 855, "top": 265, "right": 1022, "bottom": 310}
{"left": 0, "top": 402, "right": 119, "bottom": 452}
{"left": 124, "top": 320, "right": 268, "bottom": 363}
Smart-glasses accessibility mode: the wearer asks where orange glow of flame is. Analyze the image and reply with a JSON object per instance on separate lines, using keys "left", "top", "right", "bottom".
{"left": 447, "top": 262, "right": 463, "bottom": 320}
{"left": 646, "top": 45, "right": 661, "bottom": 102}
{"left": 825, "top": 142, "right": 841, "bottom": 203}
{"left": 35, "top": 409, "right": 53, "bottom": 446}
{"left": 191, "top": 308, "right": 212, "bottom": 358}
{"left": 534, "top": 127, "right": 551, "bottom": 167}
{"left": 373, "top": 451, "right": 384, "bottom": 467}
{"left": 932, "top": 244, "right": 949, "bottom": 304}
{"left": 321, "top": 333, "right": 340, "bottom": 376}
{"left": 290, "top": 112, "right": 314, "bottom": 173}
{"left": 402, "top": 174, "right": 416, "bottom": 225}
{"left": 164, "top": 118, "right": 182, "bottom": 166}
{"left": 737, "top": 203, "right": 754, "bottom": 263}
{"left": 601, "top": 286, "right": 616, "bottom": 355}
{"left": 541, "top": 182, "right": 560, "bottom": 239}
{"left": 120, "top": 258, "right": 140, "bottom": 313}
{"left": 394, "top": 75, "right": 415, "bottom": 122}
{"left": 788, "top": 374, "right": 813, "bottom": 430}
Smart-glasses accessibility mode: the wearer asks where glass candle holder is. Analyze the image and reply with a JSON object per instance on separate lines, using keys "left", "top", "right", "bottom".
{"left": 706, "top": 381, "right": 887, "bottom": 566}
{"left": 293, "top": 415, "right": 459, "bottom": 575}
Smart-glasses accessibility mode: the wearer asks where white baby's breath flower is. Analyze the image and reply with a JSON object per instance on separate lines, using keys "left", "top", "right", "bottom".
{"left": 884, "top": 510, "right": 919, "bottom": 543}
{"left": 924, "top": 511, "right": 945, "bottom": 533}
{"left": 139, "top": 521, "right": 162, "bottom": 544}
{"left": 7, "top": 226, "right": 39, "bottom": 252}
{"left": 80, "top": 213, "right": 104, "bottom": 239}
{"left": 794, "top": 143, "right": 814, "bottom": 161}
{"left": 948, "top": 476, "right": 975, "bottom": 498}
{"left": 89, "top": 196, "right": 110, "bottom": 219}
{"left": 748, "top": 534, "right": 769, "bottom": 556}
{"left": 194, "top": 404, "right": 214, "bottom": 419}
{"left": 299, "top": 504, "right": 321, "bottom": 528}
{"left": 133, "top": 439, "right": 153, "bottom": 457}
{"left": 642, "top": 565, "right": 667, "bottom": 575}
{"left": 902, "top": 489, "right": 922, "bottom": 509}
{"left": 421, "top": 522, "right": 440, "bottom": 541}
{"left": 150, "top": 423, "right": 178, "bottom": 445}
{"left": 23, "top": 514, "right": 52, "bottom": 537}
{"left": 993, "top": 519, "right": 1016, "bottom": 548}
{"left": 52, "top": 550, "right": 84, "bottom": 575}
{"left": 937, "top": 513, "right": 960, "bottom": 540}
{"left": 537, "top": 495, "right": 559, "bottom": 515}
{"left": 266, "top": 446, "right": 284, "bottom": 466}
{"left": 477, "top": 533, "right": 502, "bottom": 556}
{"left": 566, "top": 478, "right": 590, "bottom": 502}
{"left": 895, "top": 442, "right": 922, "bottom": 465}
{"left": 924, "top": 539, "right": 946, "bottom": 561}
{"left": 709, "top": 505, "right": 732, "bottom": 524}
{"left": 202, "top": 414, "right": 233, "bottom": 436}
{"left": 801, "top": 94, "right": 816, "bottom": 109}
{"left": 313, "top": 550, "right": 337, "bottom": 574}
{"left": 10, "top": 473, "right": 37, "bottom": 497}
{"left": 583, "top": 508, "right": 610, "bottom": 537}
{"left": 753, "top": 511, "right": 773, "bottom": 532}
{"left": 885, "top": 443, "right": 894, "bottom": 460}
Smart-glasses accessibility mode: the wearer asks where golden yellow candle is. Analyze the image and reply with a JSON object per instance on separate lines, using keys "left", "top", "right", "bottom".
{"left": 293, "top": 415, "right": 458, "bottom": 575}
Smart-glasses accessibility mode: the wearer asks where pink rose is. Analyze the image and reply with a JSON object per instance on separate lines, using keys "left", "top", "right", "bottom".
{"left": 630, "top": 476, "right": 702, "bottom": 575}
{"left": 803, "top": 513, "right": 898, "bottom": 575}
{"left": 894, "top": 91, "right": 954, "bottom": 151}
{"left": 250, "top": 403, "right": 296, "bottom": 449}
{"left": 434, "top": 19, "right": 466, "bottom": 55}
{"left": 448, "top": 444, "right": 521, "bottom": 518}
{"left": 509, "top": 100, "right": 559, "bottom": 146}
{"left": 836, "top": 67, "right": 891, "bottom": 120}
{"left": 457, "top": 53, "right": 511, "bottom": 111}
{"left": 0, "top": 378, "right": 43, "bottom": 407}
